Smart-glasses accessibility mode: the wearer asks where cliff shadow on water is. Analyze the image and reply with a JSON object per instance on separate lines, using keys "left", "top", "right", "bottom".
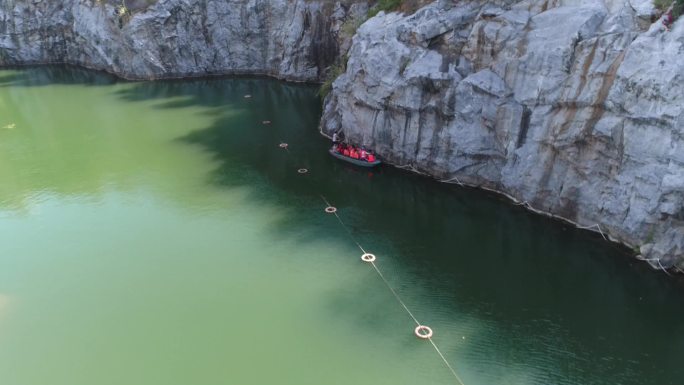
{"left": 0, "top": 65, "right": 120, "bottom": 87}
{"left": 4, "top": 66, "right": 684, "bottom": 384}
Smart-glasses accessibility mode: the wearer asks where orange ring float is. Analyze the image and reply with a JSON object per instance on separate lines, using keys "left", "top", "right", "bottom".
{"left": 361, "top": 253, "right": 376, "bottom": 263}
{"left": 414, "top": 325, "right": 433, "bottom": 339}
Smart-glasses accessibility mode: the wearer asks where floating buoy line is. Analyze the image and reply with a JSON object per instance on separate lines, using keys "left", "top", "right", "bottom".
{"left": 277, "top": 140, "right": 467, "bottom": 385}
{"left": 415, "top": 325, "right": 434, "bottom": 339}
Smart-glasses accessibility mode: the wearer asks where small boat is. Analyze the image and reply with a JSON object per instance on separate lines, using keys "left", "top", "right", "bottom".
{"left": 329, "top": 148, "right": 382, "bottom": 167}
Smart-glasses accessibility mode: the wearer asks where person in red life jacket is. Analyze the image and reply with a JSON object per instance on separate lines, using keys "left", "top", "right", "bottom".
{"left": 359, "top": 148, "right": 368, "bottom": 160}
{"left": 343, "top": 146, "right": 350, "bottom": 157}
{"left": 350, "top": 147, "right": 360, "bottom": 159}
{"left": 366, "top": 152, "right": 376, "bottom": 162}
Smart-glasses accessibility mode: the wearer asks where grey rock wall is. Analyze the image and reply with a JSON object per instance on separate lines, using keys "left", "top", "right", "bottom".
{"left": 321, "top": 0, "right": 684, "bottom": 270}
{"left": 0, "top": 0, "right": 367, "bottom": 81}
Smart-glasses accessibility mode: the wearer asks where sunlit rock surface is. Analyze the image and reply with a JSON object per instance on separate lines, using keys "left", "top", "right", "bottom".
{"left": 321, "top": 0, "right": 684, "bottom": 269}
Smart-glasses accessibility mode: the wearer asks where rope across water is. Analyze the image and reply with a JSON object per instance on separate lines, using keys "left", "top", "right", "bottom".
{"left": 279, "top": 141, "right": 466, "bottom": 385}
{"left": 320, "top": 194, "right": 466, "bottom": 385}
{"left": 320, "top": 195, "right": 366, "bottom": 254}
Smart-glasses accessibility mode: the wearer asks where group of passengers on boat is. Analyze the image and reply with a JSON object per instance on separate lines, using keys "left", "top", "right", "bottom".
{"left": 331, "top": 131, "right": 377, "bottom": 163}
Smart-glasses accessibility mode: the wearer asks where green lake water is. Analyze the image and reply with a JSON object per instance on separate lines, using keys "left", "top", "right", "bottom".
{"left": 1, "top": 66, "right": 683, "bottom": 385}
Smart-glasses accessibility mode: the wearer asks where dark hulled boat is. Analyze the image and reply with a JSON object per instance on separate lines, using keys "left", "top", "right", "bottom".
{"left": 329, "top": 148, "right": 382, "bottom": 167}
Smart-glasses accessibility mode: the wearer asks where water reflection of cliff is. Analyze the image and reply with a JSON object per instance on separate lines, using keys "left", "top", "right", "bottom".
{"left": 0, "top": 67, "right": 320, "bottom": 212}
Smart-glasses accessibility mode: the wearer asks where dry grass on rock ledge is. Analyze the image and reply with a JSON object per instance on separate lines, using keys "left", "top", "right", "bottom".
{"left": 103, "top": 0, "right": 158, "bottom": 12}
{"left": 368, "top": 0, "right": 433, "bottom": 17}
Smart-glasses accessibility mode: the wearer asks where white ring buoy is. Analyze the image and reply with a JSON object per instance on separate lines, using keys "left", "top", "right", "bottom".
{"left": 297, "top": 168, "right": 308, "bottom": 174}
{"left": 244, "top": 94, "right": 252, "bottom": 98}
{"left": 414, "top": 325, "right": 433, "bottom": 339}
{"left": 279, "top": 143, "right": 288, "bottom": 148}
{"left": 325, "top": 206, "right": 337, "bottom": 214}
{"left": 361, "top": 253, "right": 376, "bottom": 263}
{"left": 262, "top": 120, "right": 271, "bottom": 125}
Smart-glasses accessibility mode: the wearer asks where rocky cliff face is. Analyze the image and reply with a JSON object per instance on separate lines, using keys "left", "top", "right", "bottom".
{"left": 0, "top": 0, "right": 367, "bottom": 81}
{"left": 321, "top": 0, "right": 684, "bottom": 270}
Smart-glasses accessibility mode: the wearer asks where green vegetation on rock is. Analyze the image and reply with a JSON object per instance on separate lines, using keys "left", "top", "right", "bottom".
{"left": 654, "top": 0, "right": 684, "bottom": 18}
{"left": 368, "top": 0, "right": 427, "bottom": 18}
{"left": 319, "top": 58, "right": 346, "bottom": 98}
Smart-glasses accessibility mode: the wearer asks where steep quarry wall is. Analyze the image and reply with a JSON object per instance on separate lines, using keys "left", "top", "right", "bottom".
{"left": 321, "top": 0, "right": 684, "bottom": 271}
{"left": 0, "top": 0, "right": 367, "bottom": 81}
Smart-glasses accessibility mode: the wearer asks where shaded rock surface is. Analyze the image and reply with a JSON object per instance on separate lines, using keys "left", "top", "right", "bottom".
{"left": 321, "top": 0, "right": 684, "bottom": 270}
{"left": 0, "top": 0, "right": 367, "bottom": 81}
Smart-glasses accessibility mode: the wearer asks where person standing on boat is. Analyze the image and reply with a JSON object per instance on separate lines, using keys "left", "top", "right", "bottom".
{"left": 332, "top": 130, "right": 345, "bottom": 152}
{"left": 332, "top": 131, "right": 340, "bottom": 151}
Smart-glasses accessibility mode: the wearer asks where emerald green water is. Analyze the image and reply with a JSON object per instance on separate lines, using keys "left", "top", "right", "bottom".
{"left": 1, "top": 67, "right": 683, "bottom": 385}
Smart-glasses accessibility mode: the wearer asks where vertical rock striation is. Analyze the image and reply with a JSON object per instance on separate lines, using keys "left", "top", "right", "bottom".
{"left": 0, "top": 0, "right": 368, "bottom": 81}
{"left": 321, "top": 0, "right": 684, "bottom": 270}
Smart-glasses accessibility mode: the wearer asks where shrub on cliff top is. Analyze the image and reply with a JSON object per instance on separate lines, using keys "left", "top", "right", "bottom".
{"left": 653, "top": 0, "right": 684, "bottom": 18}
{"left": 104, "top": 0, "right": 158, "bottom": 12}
{"left": 367, "top": 0, "right": 431, "bottom": 18}
{"left": 368, "top": 0, "right": 402, "bottom": 17}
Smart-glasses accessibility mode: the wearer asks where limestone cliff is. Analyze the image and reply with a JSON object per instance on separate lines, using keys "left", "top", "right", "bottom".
{"left": 0, "top": 0, "right": 367, "bottom": 81}
{"left": 321, "top": 0, "right": 684, "bottom": 271}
